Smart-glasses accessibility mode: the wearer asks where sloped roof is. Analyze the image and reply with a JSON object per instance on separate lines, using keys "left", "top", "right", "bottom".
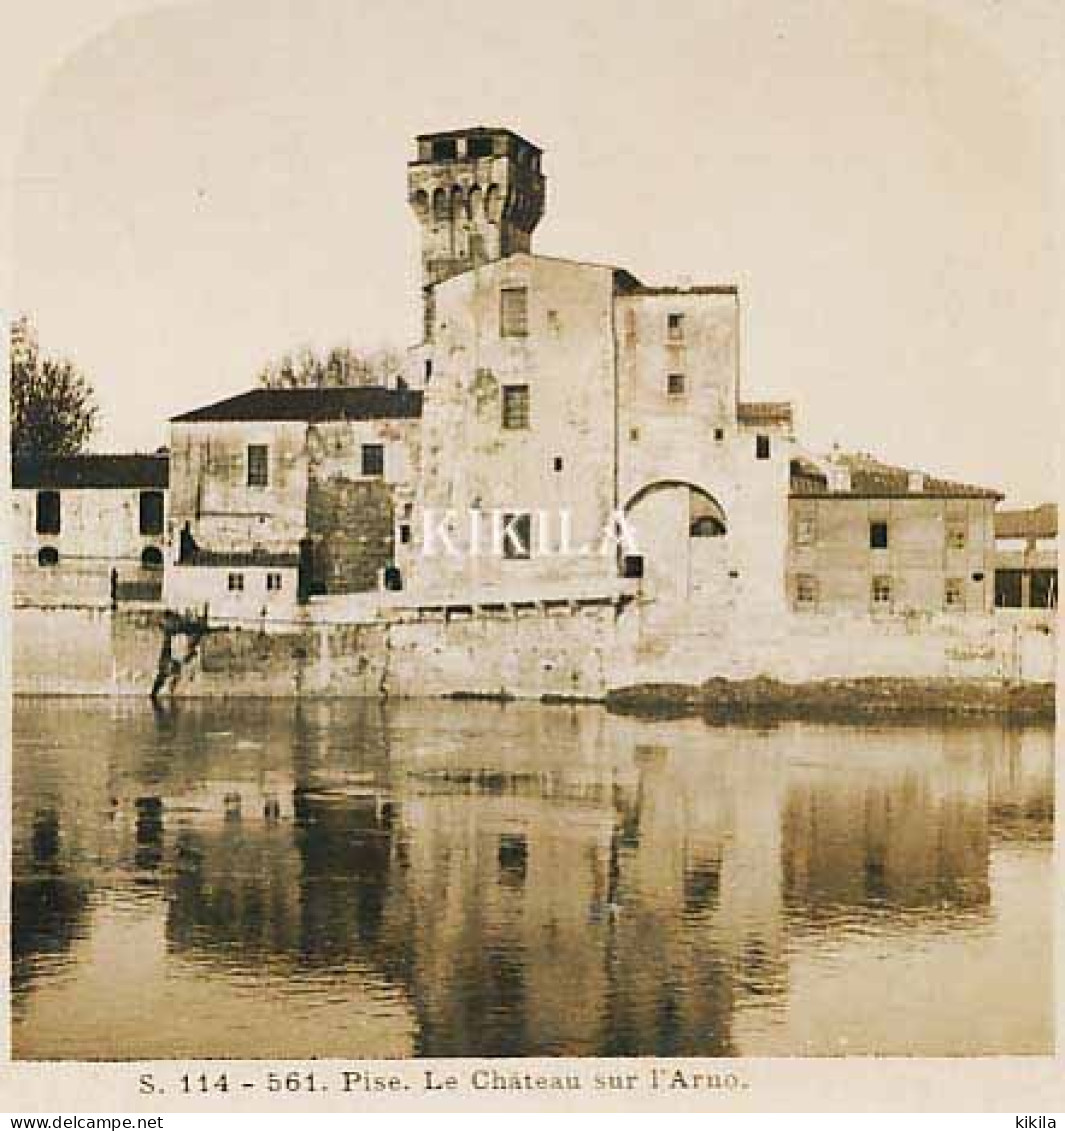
{"left": 12, "top": 453, "right": 168, "bottom": 490}
{"left": 790, "top": 452, "right": 1001, "bottom": 500}
{"left": 995, "top": 503, "right": 1057, "bottom": 539}
{"left": 738, "top": 401, "right": 794, "bottom": 427}
{"left": 171, "top": 386, "right": 424, "bottom": 424}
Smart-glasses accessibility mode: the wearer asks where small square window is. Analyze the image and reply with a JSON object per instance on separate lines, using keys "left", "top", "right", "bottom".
{"left": 500, "top": 286, "right": 529, "bottom": 338}
{"left": 756, "top": 435, "right": 771, "bottom": 460}
{"left": 362, "top": 443, "right": 385, "bottom": 477}
{"left": 431, "top": 138, "right": 458, "bottom": 160}
{"left": 629, "top": 427, "right": 641, "bottom": 442}
{"left": 502, "top": 384, "right": 530, "bottom": 430}
{"left": 266, "top": 572, "right": 283, "bottom": 592}
{"left": 796, "top": 574, "right": 818, "bottom": 606}
{"left": 713, "top": 427, "right": 725, "bottom": 441}
{"left": 247, "top": 445, "right": 269, "bottom": 488}
{"left": 667, "top": 373, "right": 686, "bottom": 397}
{"left": 872, "top": 575, "right": 892, "bottom": 606}
{"left": 795, "top": 514, "right": 817, "bottom": 546}
{"left": 227, "top": 572, "right": 245, "bottom": 592}
{"left": 944, "top": 578, "right": 964, "bottom": 609}
{"left": 501, "top": 512, "right": 532, "bottom": 560}
{"left": 946, "top": 520, "right": 967, "bottom": 550}
{"left": 667, "top": 312, "right": 685, "bottom": 340}
{"left": 870, "top": 521, "right": 889, "bottom": 550}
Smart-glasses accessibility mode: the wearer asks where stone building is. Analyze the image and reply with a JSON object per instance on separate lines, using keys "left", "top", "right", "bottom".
{"left": 11, "top": 454, "right": 169, "bottom": 606}
{"left": 403, "top": 126, "right": 796, "bottom": 617}
{"left": 787, "top": 452, "right": 1001, "bottom": 615}
{"left": 994, "top": 503, "right": 1057, "bottom": 609}
{"left": 165, "top": 386, "right": 421, "bottom": 620}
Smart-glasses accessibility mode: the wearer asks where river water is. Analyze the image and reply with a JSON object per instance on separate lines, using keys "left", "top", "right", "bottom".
{"left": 10, "top": 698, "right": 1053, "bottom": 1060}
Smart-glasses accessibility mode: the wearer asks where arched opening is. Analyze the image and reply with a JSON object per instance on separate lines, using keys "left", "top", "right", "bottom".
{"left": 38, "top": 546, "right": 59, "bottom": 567}
{"left": 468, "top": 184, "right": 483, "bottom": 219}
{"left": 622, "top": 481, "right": 729, "bottom": 603}
{"left": 141, "top": 546, "right": 164, "bottom": 570}
{"left": 624, "top": 480, "right": 728, "bottom": 538}
{"left": 484, "top": 184, "right": 501, "bottom": 223}
{"left": 451, "top": 184, "right": 467, "bottom": 221}
{"left": 411, "top": 188, "right": 429, "bottom": 216}
{"left": 432, "top": 187, "right": 450, "bottom": 222}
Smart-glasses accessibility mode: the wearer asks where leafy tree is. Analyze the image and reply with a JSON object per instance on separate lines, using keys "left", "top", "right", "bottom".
{"left": 257, "top": 344, "right": 405, "bottom": 389}
{"left": 10, "top": 316, "right": 99, "bottom": 459}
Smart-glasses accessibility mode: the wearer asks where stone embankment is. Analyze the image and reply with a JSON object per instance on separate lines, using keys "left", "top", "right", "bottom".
{"left": 606, "top": 676, "right": 1056, "bottom": 722}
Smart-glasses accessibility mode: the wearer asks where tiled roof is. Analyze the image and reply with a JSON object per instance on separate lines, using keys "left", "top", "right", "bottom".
{"left": 612, "top": 270, "right": 737, "bottom": 297}
{"left": 171, "top": 386, "right": 424, "bottom": 424}
{"left": 995, "top": 504, "right": 1057, "bottom": 539}
{"left": 738, "top": 401, "right": 794, "bottom": 427}
{"left": 12, "top": 453, "right": 168, "bottom": 490}
{"left": 186, "top": 550, "right": 300, "bottom": 568}
{"left": 790, "top": 452, "right": 1001, "bottom": 500}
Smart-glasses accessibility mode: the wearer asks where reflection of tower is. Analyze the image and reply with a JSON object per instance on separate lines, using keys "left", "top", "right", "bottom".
{"left": 408, "top": 128, "right": 545, "bottom": 337}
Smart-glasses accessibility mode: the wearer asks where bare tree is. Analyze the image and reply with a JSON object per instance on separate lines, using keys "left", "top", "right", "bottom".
{"left": 256, "top": 344, "right": 405, "bottom": 389}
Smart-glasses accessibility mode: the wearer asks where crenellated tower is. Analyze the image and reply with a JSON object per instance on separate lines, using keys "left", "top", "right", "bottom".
{"left": 408, "top": 127, "right": 545, "bottom": 337}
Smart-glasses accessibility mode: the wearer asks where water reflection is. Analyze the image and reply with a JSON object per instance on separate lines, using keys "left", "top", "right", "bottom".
{"left": 10, "top": 700, "right": 1054, "bottom": 1059}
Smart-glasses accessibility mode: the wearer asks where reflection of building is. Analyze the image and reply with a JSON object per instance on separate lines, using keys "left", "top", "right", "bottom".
{"left": 11, "top": 699, "right": 1054, "bottom": 1059}
{"left": 994, "top": 503, "right": 1057, "bottom": 609}
{"left": 788, "top": 452, "right": 999, "bottom": 614}
{"left": 11, "top": 455, "right": 169, "bottom": 605}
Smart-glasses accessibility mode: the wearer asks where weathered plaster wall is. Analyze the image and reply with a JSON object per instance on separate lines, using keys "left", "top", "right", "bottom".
{"left": 409, "top": 253, "right": 621, "bottom": 598}
{"left": 168, "top": 420, "right": 309, "bottom": 555}
{"left": 615, "top": 289, "right": 792, "bottom": 617}
{"left": 788, "top": 496, "right": 997, "bottom": 614}
{"left": 11, "top": 486, "right": 167, "bottom": 565}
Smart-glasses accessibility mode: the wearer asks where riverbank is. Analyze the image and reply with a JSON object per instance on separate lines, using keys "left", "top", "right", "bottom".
{"left": 606, "top": 676, "right": 1056, "bottom": 722}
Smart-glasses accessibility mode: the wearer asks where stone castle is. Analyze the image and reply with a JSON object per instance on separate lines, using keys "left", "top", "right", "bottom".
{"left": 10, "top": 127, "right": 1057, "bottom": 701}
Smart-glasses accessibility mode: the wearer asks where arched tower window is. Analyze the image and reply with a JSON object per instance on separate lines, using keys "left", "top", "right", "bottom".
{"left": 432, "top": 187, "right": 450, "bottom": 222}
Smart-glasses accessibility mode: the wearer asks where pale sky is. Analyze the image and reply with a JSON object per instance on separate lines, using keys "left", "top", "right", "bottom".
{"left": 4, "top": 0, "right": 1062, "bottom": 503}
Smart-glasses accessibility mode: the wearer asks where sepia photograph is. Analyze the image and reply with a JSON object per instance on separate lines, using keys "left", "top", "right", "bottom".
{"left": 1, "top": 0, "right": 1061, "bottom": 1114}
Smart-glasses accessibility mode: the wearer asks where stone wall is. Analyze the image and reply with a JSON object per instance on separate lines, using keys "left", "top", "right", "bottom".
{"left": 307, "top": 476, "right": 394, "bottom": 593}
{"left": 11, "top": 601, "right": 1055, "bottom": 700}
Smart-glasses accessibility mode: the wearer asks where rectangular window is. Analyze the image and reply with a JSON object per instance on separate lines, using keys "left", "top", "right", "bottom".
{"left": 870, "top": 521, "right": 889, "bottom": 549}
{"left": 667, "top": 373, "right": 686, "bottom": 397}
{"left": 713, "top": 427, "right": 725, "bottom": 442}
{"left": 432, "top": 138, "right": 457, "bottom": 160}
{"left": 500, "top": 286, "right": 529, "bottom": 337}
{"left": 756, "top": 435, "right": 771, "bottom": 460}
{"left": 553, "top": 456, "right": 564, "bottom": 472}
{"left": 247, "top": 444, "right": 269, "bottom": 488}
{"left": 361, "top": 443, "right": 385, "bottom": 477}
{"left": 502, "top": 384, "right": 530, "bottom": 430}
{"left": 227, "top": 572, "right": 245, "bottom": 592}
{"left": 872, "top": 575, "right": 892, "bottom": 607}
{"left": 399, "top": 523, "right": 412, "bottom": 545}
{"left": 667, "top": 312, "right": 685, "bottom": 340}
{"left": 796, "top": 574, "right": 818, "bottom": 607}
{"left": 35, "top": 490, "right": 61, "bottom": 535}
{"left": 944, "top": 577, "right": 964, "bottom": 610}
{"left": 946, "top": 519, "right": 967, "bottom": 550}
{"left": 795, "top": 513, "right": 817, "bottom": 546}
{"left": 424, "top": 357, "right": 433, "bottom": 381}
{"left": 266, "top": 572, "right": 283, "bottom": 592}
{"left": 139, "top": 490, "right": 164, "bottom": 536}
{"left": 502, "top": 512, "right": 532, "bottom": 560}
